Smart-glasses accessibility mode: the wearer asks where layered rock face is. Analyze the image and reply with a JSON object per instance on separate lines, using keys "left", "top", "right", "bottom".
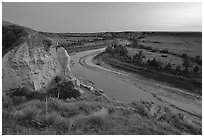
{"left": 2, "top": 33, "right": 71, "bottom": 92}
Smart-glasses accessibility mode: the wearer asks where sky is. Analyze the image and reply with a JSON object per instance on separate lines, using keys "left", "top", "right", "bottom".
{"left": 2, "top": 2, "right": 202, "bottom": 32}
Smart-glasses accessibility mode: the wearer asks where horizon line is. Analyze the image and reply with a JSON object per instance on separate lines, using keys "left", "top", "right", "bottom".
{"left": 3, "top": 20, "right": 202, "bottom": 33}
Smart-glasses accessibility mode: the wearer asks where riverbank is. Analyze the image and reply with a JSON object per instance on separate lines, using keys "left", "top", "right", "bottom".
{"left": 71, "top": 48, "right": 201, "bottom": 129}
{"left": 93, "top": 51, "right": 202, "bottom": 97}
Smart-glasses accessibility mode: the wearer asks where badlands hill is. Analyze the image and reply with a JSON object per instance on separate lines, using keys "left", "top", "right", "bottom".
{"left": 2, "top": 21, "right": 73, "bottom": 92}
{"left": 2, "top": 21, "right": 201, "bottom": 135}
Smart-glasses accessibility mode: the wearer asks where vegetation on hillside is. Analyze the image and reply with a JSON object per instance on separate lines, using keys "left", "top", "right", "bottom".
{"left": 94, "top": 43, "right": 201, "bottom": 95}
{"left": 2, "top": 24, "right": 29, "bottom": 56}
{"left": 105, "top": 44, "right": 201, "bottom": 75}
{"left": 2, "top": 76, "right": 201, "bottom": 134}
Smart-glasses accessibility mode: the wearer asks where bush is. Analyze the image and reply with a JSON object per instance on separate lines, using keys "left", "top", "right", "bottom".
{"left": 43, "top": 39, "right": 52, "bottom": 52}
{"left": 175, "top": 65, "right": 181, "bottom": 72}
{"left": 193, "top": 66, "right": 199, "bottom": 73}
{"left": 194, "top": 56, "right": 202, "bottom": 65}
{"left": 105, "top": 46, "right": 114, "bottom": 54}
{"left": 181, "top": 53, "right": 188, "bottom": 58}
{"left": 147, "top": 58, "right": 162, "bottom": 69}
{"left": 12, "top": 96, "right": 28, "bottom": 105}
{"left": 8, "top": 87, "right": 46, "bottom": 101}
{"left": 114, "top": 44, "right": 128, "bottom": 56}
{"left": 164, "top": 63, "right": 172, "bottom": 71}
{"left": 47, "top": 77, "right": 81, "bottom": 99}
{"left": 2, "top": 25, "right": 28, "bottom": 55}
{"left": 132, "top": 50, "right": 145, "bottom": 65}
{"left": 160, "top": 49, "right": 169, "bottom": 53}
{"left": 183, "top": 68, "right": 190, "bottom": 75}
{"left": 161, "top": 55, "right": 168, "bottom": 58}
{"left": 182, "top": 58, "right": 191, "bottom": 71}
{"left": 106, "top": 44, "right": 128, "bottom": 57}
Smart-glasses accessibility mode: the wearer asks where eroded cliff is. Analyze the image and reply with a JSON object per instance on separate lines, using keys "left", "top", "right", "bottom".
{"left": 2, "top": 29, "right": 71, "bottom": 91}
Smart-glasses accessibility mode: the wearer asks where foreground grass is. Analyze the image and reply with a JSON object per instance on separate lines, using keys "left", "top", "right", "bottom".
{"left": 2, "top": 90, "right": 201, "bottom": 135}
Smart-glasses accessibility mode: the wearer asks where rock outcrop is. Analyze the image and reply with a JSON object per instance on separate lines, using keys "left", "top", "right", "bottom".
{"left": 2, "top": 29, "right": 71, "bottom": 92}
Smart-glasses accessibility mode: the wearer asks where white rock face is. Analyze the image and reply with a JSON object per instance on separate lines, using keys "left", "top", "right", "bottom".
{"left": 57, "top": 47, "right": 71, "bottom": 73}
{"left": 2, "top": 38, "right": 71, "bottom": 92}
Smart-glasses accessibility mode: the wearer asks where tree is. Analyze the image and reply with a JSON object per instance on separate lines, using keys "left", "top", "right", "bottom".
{"left": 182, "top": 58, "right": 191, "bottom": 70}
{"left": 132, "top": 39, "right": 139, "bottom": 47}
{"left": 194, "top": 56, "right": 202, "bottom": 65}
{"left": 182, "top": 58, "right": 191, "bottom": 74}
{"left": 194, "top": 56, "right": 200, "bottom": 61}
{"left": 147, "top": 58, "right": 161, "bottom": 69}
{"left": 105, "top": 46, "right": 113, "bottom": 54}
{"left": 132, "top": 50, "right": 145, "bottom": 65}
{"left": 181, "top": 53, "right": 188, "bottom": 58}
{"left": 194, "top": 65, "right": 199, "bottom": 73}
{"left": 114, "top": 44, "right": 128, "bottom": 56}
{"left": 147, "top": 59, "right": 151, "bottom": 65}
{"left": 164, "top": 63, "right": 172, "bottom": 71}
{"left": 175, "top": 65, "right": 181, "bottom": 72}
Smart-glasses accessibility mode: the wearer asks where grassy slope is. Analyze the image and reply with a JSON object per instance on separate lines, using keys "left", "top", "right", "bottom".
{"left": 2, "top": 21, "right": 35, "bottom": 56}
{"left": 2, "top": 87, "right": 202, "bottom": 135}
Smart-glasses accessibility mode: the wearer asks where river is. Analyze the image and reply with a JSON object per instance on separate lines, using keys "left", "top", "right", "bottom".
{"left": 70, "top": 48, "right": 202, "bottom": 125}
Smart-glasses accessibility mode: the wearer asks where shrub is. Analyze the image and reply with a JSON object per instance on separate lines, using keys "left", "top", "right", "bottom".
{"left": 164, "top": 63, "right": 172, "bottom": 71}
{"left": 47, "top": 77, "right": 81, "bottom": 99}
{"left": 147, "top": 58, "right": 162, "bottom": 69}
{"left": 96, "top": 62, "right": 101, "bottom": 65}
{"left": 12, "top": 96, "right": 28, "bottom": 105}
{"left": 160, "top": 49, "right": 169, "bottom": 53}
{"left": 43, "top": 39, "right": 52, "bottom": 52}
{"left": 114, "top": 44, "right": 128, "bottom": 56}
{"left": 161, "top": 55, "right": 167, "bottom": 58}
{"left": 132, "top": 40, "right": 139, "bottom": 47}
{"left": 2, "top": 25, "right": 28, "bottom": 55}
{"left": 175, "top": 65, "right": 181, "bottom": 72}
{"left": 132, "top": 50, "right": 145, "bottom": 65}
{"left": 182, "top": 58, "right": 191, "bottom": 71}
{"left": 181, "top": 53, "right": 188, "bottom": 58}
{"left": 183, "top": 68, "right": 190, "bottom": 75}
{"left": 138, "top": 44, "right": 145, "bottom": 49}
{"left": 105, "top": 46, "right": 114, "bottom": 54}
{"left": 8, "top": 87, "right": 46, "bottom": 101}
{"left": 154, "top": 41, "right": 160, "bottom": 43}
{"left": 194, "top": 56, "right": 202, "bottom": 65}
{"left": 193, "top": 66, "right": 199, "bottom": 73}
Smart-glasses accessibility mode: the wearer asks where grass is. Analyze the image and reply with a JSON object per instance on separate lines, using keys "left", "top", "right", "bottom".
{"left": 2, "top": 91, "right": 202, "bottom": 135}
{"left": 139, "top": 35, "right": 202, "bottom": 57}
{"left": 2, "top": 73, "right": 201, "bottom": 135}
